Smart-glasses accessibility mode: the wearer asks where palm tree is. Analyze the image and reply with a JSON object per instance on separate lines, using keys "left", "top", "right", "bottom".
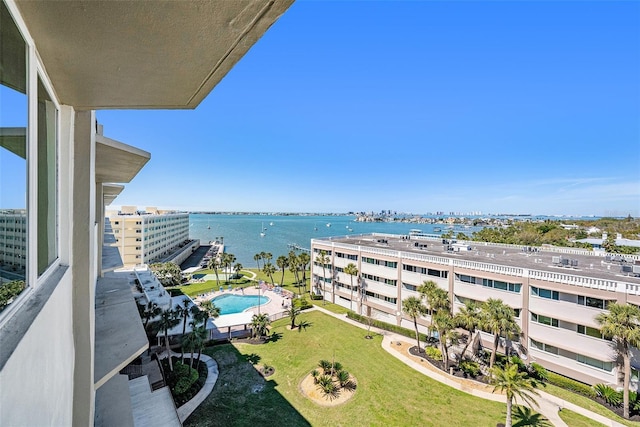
{"left": 140, "top": 301, "right": 161, "bottom": 330}
{"left": 344, "top": 263, "right": 358, "bottom": 311}
{"left": 264, "top": 252, "right": 273, "bottom": 267}
{"left": 315, "top": 250, "right": 330, "bottom": 303}
{"left": 277, "top": 256, "right": 289, "bottom": 288}
{"left": 596, "top": 302, "right": 640, "bottom": 419}
{"left": 455, "top": 300, "right": 481, "bottom": 363}
{"left": 200, "top": 300, "right": 221, "bottom": 326}
{"left": 181, "top": 329, "right": 198, "bottom": 366}
{"left": 263, "top": 262, "right": 277, "bottom": 286}
{"left": 259, "top": 251, "right": 267, "bottom": 270}
{"left": 285, "top": 300, "right": 302, "bottom": 329}
{"left": 482, "top": 298, "right": 520, "bottom": 368}
{"left": 511, "top": 406, "right": 551, "bottom": 427}
{"left": 254, "top": 253, "right": 262, "bottom": 270}
{"left": 490, "top": 364, "right": 542, "bottom": 427}
{"left": 233, "top": 262, "right": 243, "bottom": 284}
{"left": 288, "top": 251, "right": 301, "bottom": 286}
{"left": 178, "top": 297, "right": 194, "bottom": 336}
{"left": 432, "top": 310, "right": 460, "bottom": 369}
{"left": 299, "top": 252, "right": 311, "bottom": 292}
{"left": 193, "top": 325, "right": 209, "bottom": 367}
{"left": 251, "top": 313, "right": 271, "bottom": 339}
{"left": 402, "top": 296, "right": 428, "bottom": 351}
{"left": 158, "top": 308, "right": 180, "bottom": 371}
{"left": 207, "top": 257, "right": 221, "bottom": 287}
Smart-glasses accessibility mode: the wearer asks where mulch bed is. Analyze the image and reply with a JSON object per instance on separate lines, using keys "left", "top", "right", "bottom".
{"left": 408, "top": 345, "right": 490, "bottom": 384}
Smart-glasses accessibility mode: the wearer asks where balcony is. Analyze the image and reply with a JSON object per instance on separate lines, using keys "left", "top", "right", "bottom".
{"left": 454, "top": 281, "right": 522, "bottom": 308}
{"left": 400, "top": 270, "right": 448, "bottom": 290}
{"left": 528, "top": 321, "right": 613, "bottom": 362}
{"left": 528, "top": 295, "right": 605, "bottom": 328}
{"left": 94, "top": 274, "right": 148, "bottom": 389}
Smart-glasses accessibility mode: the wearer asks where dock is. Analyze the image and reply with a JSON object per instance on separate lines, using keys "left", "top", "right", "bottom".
{"left": 287, "top": 243, "right": 310, "bottom": 253}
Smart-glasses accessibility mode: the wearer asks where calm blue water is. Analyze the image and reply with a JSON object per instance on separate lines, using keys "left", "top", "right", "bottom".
{"left": 188, "top": 213, "right": 482, "bottom": 267}
{"left": 211, "top": 294, "right": 270, "bottom": 315}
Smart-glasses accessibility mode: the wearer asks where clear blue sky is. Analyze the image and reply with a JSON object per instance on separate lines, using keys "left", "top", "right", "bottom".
{"left": 20, "top": 1, "right": 640, "bottom": 216}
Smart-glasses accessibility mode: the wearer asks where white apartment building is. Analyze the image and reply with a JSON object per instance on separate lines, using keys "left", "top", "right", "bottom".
{"left": 108, "top": 207, "right": 190, "bottom": 266}
{"left": 0, "top": 209, "right": 27, "bottom": 282}
{"left": 311, "top": 233, "right": 640, "bottom": 388}
{"left": 0, "top": 1, "right": 293, "bottom": 425}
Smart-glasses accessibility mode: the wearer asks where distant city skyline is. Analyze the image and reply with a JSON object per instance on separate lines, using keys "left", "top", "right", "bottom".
{"left": 92, "top": 1, "right": 636, "bottom": 217}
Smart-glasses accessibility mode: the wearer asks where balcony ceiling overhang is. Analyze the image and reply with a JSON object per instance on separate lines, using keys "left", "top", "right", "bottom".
{"left": 102, "top": 183, "right": 124, "bottom": 206}
{"left": 14, "top": 0, "right": 294, "bottom": 109}
{"left": 96, "top": 134, "right": 150, "bottom": 183}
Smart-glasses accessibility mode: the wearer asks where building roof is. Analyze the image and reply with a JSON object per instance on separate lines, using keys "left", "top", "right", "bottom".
{"left": 15, "top": 0, "right": 294, "bottom": 109}
{"left": 313, "top": 233, "right": 640, "bottom": 284}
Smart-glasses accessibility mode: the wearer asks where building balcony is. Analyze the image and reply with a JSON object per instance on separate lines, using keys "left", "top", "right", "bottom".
{"left": 529, "top": 347, "right": 615, "bottom": 386}
{"left": 454, "top": 281, "right": 522, "bottom": 309}
{"left": 528, "top": 295, "right": 605, "bottom": 328}
{"left": 527, "top": 321, "right": 614, "bottom": 362}
{"left": 94, "top": 275, "right": 148, "bottom": 389}
{"left": 400, "top": 270, "right": 448, "bottom": 290}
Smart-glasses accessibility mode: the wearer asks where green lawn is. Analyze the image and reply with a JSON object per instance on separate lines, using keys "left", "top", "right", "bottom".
{"left": 310, "top": 299, "right": 352, "bottom": 315}
{"left": 174, "top": 268, "right": 311, "bottom": 298}
{"left": 185, "top": 311, "right": 505, "bottom": 427}
{"left": 543, "top": 384, "right": 640, "bottom": 427}
{"left": 559, "top": 408, "right": 606, "bottom": 427}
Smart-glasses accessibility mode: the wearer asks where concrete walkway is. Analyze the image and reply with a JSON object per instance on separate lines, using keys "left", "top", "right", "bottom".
{"left": 309, "top": 306, "right": 626, "bottom": 427}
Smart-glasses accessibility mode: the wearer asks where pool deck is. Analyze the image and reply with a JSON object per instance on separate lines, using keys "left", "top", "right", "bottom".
{"left": 193, "top": 285, "right": 291, "bottom": 319}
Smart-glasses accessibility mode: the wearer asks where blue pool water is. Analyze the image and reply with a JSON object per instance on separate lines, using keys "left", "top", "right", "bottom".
{"left": 212, "top": 294, "right": 270, "bottom": 315}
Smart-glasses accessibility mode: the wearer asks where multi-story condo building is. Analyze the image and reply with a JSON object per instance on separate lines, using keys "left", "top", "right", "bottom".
{"left": 311, "top": 233, "right": 640, "bottom": 389}
{"left": 108, "top": 207, "right": 190, "bottom": 266}
{"left": 0, "top": 209, "right": 27, "bottom": 281}
{"left": 0, "top": 1, "right": 293, "bottom": 425}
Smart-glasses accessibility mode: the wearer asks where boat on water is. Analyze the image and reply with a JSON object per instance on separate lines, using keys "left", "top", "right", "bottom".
{"left": 409, "top": 229, "right": 422, "bottom": 235}
{"left": 433, "top": 227, "right": 442, "bottom": 232}
{"left": 326, "top": 223, "right": 331, "bottom": 227}
{"left": 270, "top": 222, "right": 274, "bottom": 226}
{"left": 260, "top": 222, "right": 266, "bottom": 237}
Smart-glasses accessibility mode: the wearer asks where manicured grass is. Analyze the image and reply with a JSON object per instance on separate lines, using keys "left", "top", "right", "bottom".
{"left": 310, "top": 299, "right": 352, "bottom": 314}
{"left": 559, "top": 408, "right": 606, "bottom": 427}
{"left": 185, "top": 311, "right": 505, "bottom": 427}
{"left": 543, "top": 384, "right": 640, "bottom": 427}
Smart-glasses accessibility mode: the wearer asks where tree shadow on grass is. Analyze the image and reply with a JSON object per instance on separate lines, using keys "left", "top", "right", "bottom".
{"left": 245, "top": 353, "right": 261, "bottom": 365}
{"left": 267, "top": 332, "right": 283, "bottom": 343}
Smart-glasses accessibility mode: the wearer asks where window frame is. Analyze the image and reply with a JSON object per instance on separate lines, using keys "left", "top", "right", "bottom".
{"left": 0, "top": 1, "right": 61, "bottom": 326}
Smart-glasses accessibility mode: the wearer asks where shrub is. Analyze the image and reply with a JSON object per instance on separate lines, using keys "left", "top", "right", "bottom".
{"left": 425, "top": 346, "right": 442, "bottom": 361}
{"left": 459, "top": 360, "right": 481, "bottom": 378}
{"left": 297, "top": 296, "right": 312, "bottom": 310}
{"left": 310, "top": 294, "right": 324, "bottom": 300}
{"left": 546, "top": 372, "right": 596, "bottom": 398}
{"left": 171, "top": 362, "right": 199, "bottom": 395}
{"left": 527, "top": 363, "right": 548, "bottom": 382}
{"left": 593, "top": 384, "right": 622, "bottom": 407}
{"left": 346, "top": 312, "right": 429, "bottom": 342}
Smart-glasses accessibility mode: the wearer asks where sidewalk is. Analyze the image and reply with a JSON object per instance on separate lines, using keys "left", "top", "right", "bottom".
{"left": 309, "top": 305, "right": 626, "bottom": 427}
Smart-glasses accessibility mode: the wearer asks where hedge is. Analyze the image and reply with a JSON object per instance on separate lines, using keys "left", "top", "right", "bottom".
{"left": 547, "top": 371, "right": 597, "bottom": 398}
{"left": 346, "top": 311, "right": 431, "bottom": 343}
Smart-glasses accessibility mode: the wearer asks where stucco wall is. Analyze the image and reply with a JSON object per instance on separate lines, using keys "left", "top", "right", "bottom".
{"left": 0, "top": 270, "right": 74, "bottom": 426}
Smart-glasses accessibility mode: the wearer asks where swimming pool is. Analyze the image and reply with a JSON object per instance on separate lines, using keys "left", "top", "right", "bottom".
{"left": 211, "top": 294, "right": 270, "bottom": 315}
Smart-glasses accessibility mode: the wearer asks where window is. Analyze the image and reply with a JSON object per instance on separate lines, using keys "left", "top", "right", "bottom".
{"left": 577, "top": 296, "right": 608, "bottom": 310}
{"left": 457, "top": 274, "right": 475, "bottom": 284}
{"left": 531, "top": 286, "right": 559, "bottom": 300}
{"left": 0, "top": 2, "right": 28, "bottom": 312}
{"left": 531, "top": 313, "right": 558, "bottom": 327}
{"left": 577, "top": 325, "right": 609, "bottom": 340}
{"left": 37, "top": 76, "right": 58, "bottom": 275}
{"left": 530, "top": 338, "right": 558, "bottom": 355}
{"left": 577, "top": 354, "right": 613, "bottom": 372}
{"left": 402, "top": 282, "right": 417, "bottom": 292}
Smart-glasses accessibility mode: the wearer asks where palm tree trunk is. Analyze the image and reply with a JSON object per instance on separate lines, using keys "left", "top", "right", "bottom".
{"left": 165, "top": 331, "right": 173, "bottom": 371}
{"left": 624, "top": 348, "right": 631, "bottom": 419}
{"left": 441, "top": 336, "right": 448, "bottom": 369}
{"left": 459, "top": 329, "right": 475, "bottom": 365}
{"left": 413, "top": 317, "right": 421, "bottom": 351}
{"left": 506, "top": 397, "right": 513, "bottom": 427}
{"left": 197, "top": 347, "right": 203, "bottom": 367}
{"left": 490, "top": 333, "right": 500, "bottom": 368}
{"left": 349, "top": 278, "right": 354, "bottom": 311}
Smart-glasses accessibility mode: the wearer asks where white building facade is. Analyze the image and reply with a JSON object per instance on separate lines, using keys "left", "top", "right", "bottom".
{"left": 311, "top": 233, "right": 640, "bottom": 388}
{"left": 108, "top": 208, "right": 190, "bottom": 266}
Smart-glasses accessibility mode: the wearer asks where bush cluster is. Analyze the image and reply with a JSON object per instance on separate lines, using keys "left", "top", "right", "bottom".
{"left": 425, "top": 346, "right": 442, "bottom": 361}
{"left": 170, "top": 361, "right": 199, "bottom": 395}
{"left": 346, "top": 312, "right": 431, "bottom": 343}
{"left": 546, "top": 371, "right": 597, "bottom": 398}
